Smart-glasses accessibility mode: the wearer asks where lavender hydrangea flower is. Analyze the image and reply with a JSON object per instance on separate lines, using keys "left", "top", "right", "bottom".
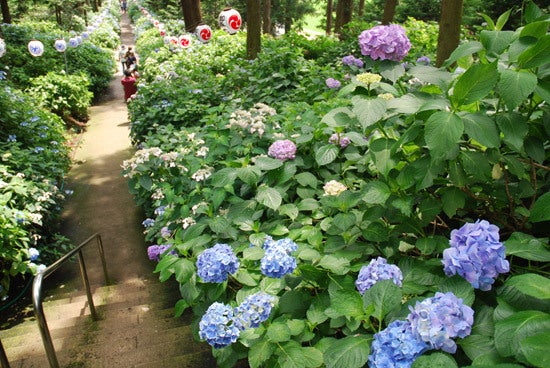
{"left": 147, "top": 244, "right": 174, "bottom": 261}
{"left": 199, "top": 302, "right": 240, "bottom": 348}
{"left": 356, "top": 257, "right": 403, "bottom": 295}
{"left": 260, "top": 237, "right": 297, "bottom": 278}
{"left": 358, "top": 24, "right": 411, "bottom": 62}
{"left": 142, "top": 218, "right": 155, "bottom": 228}
{"left": 329, "top": 133, "right": 351, "bottom": 148}
{"left": 28, "top": 247, "right": 40, "bottom": 261}
{"left": 342, "top": 55, "right": 364, "bottom": 68}
{"left": 368, "top": 320, "right": 429, "bottom": 368}
{"left": 268, "top": 139, "right": 297, "bottom": 161}
{"left": 442, "top": 220, "right": 509, "bottom": 291}
{"left": 325, "top": 77, "right": 341, "bottom": 89}
{"left": 416, "top": 56, "right": 431, "bottom": 65}
{"left": 407, "top": 292, "right": 474, "bottom": 353}
{"left": 196, "top": 243, "right": 240, "bottom": 283}
{"left": 233, "top": 292, "right": 277, "bottom": 330}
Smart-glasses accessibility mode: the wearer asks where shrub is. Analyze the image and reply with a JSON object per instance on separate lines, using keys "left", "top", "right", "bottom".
{"left": 66, "top": 42, "right": 115, "bottom": 97}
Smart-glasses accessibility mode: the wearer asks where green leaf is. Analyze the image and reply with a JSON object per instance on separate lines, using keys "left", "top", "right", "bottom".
{"left": 323, "top": 335, "right": 371, "bottom": 368}
{"left": 530, "top": 191, "right": 550, "bottom": 222}
{"left": 459, "top": 151, "right": 492, "bottom": 181}
{"left": 173, "top": 258, "right": 195, "bottom": 284}
{"left": 519, "top": 331, "right": 550, "bottom": 368}
{"left": 441, "top": 187, "right": 467, "bottom": 218}
{"left": 370, "top": 138, "right": 397, "bottom": 177}
{"left": 439, "top": 275, "right": 476, "bottom": 306}
{"left": 496, "top": 9, "right": 513, "bottom": 30}
{"left": 480, "top": 30, "right": 515, "bottom": 54}
{"left": 209, "top": 167, "right": 237, "bottom": 187}
{"left": 494, "top": 310, "right": 550, "bottom": 359}
{"left": 233, "top": 268, "right": 259, "bottom": 286}
{"left": 518, "top": 34, "right": 550, "bottom": 68}
{"left": 277, "top": 341, "right": 323, "bottom": 368}
{"left": 315, "top": 144, "right": 339, "bottom": 166}
{"left": 362, "top": 279, "right": 402, "bottom": 321}
{"left": 425, "top": 111, "right": 463, "bottom": 160}
{"left": 525, "top": 1, "right": 543, "bottom": 24}
{"left": 254, "top": 156, "right": 283, "bottom": 170}
{"left": 504, "top": 273, "right": 550, "bottom": 300}
{"left": 498, "top": 69, "right": 538, "bottom": 110}
{"left": 297, "top": 198, "right": 319, "bottom": 211}
{"left": 174, "top": 299, "right": 189, "bottom": 317}
{"left": 267, "top": 321, "right": 291, "bottom": 342}
{"left": 496, "top": 113, "right": 528, "bottom": 152}
{"left": 243, "top": 246, "right": 265, "bottom": 261}
{"left": 412, "top": 352, "right": 458, "bottom": 368}
{"left": 408, "top": 66, "right": 452, "bottom": 90}
{"left": 139, "top": 175, "right": 152, "bottom": 190}
{"left": 256, "top": 185, "right": 282, "bottom": 210}
{"left": 295, "top": 172, "right": 318, "bottom": 188}
{"left": 328, "top": 289, "right": 364, "bottom": 318}
{"left": 362, "top": 181, "right": 391, "bottom": 205}
{"left": 278, "top": 203, "right": 299, "bottom": 220}
{"left": 443, "top": 41, "right": 483, "bottom": 67}
{"left": 351, "top": 96, "right": 386, "bottom": 131}
{"left": 452, "top": 62, "right": 498, "bottom": 107}
{"left": 318, "top": 255, "right": 350, "bottom": 275}
{"left": 462, "top": 113, "right": 500, "bottom": 148}
{"left": 237, "top": 166, "right": 261, "bottom": 186}
{"left": 460, "top": 334, "right": 497, "bottom": 362}
{"left": 520, "top": 20, "right": 550, "bottom": 40}
{"left": 249, "top": 340, "right": 275, "bottom": 368}
{"left": 379, "top": 60, "right": 405, "bottom": 82}
{"left": 505, "top": 232, "right": 550, "bottom": 261}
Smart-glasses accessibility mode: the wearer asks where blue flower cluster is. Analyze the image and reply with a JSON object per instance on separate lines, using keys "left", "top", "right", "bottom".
{"left": 199, "top": 302, "right": 240, "bottom": 349}
{"left": 368, "top": 320, "right": 429, "bottom": 368}
{"left": 141, "top": 218, "right": 154, "bottom": 228}
{"left": 28, "top": 247, "right": 40, "bottom": 261}
{"left": 355, "top": 257, "right": 403, "bottom": 295}
{"left": 407, "top": 292, "right": 474, "bottom": 353}
{"left": 196, "top": 243, "right": 240, "bottom": 283}
{"left": 233, "top": 292, "right": 276, "bottom": 330}
{"left": 260, "top": 237, "right": 297, "bottom": 278}
{"left": 442, "top": 220, "right": 509, "bottom": 291}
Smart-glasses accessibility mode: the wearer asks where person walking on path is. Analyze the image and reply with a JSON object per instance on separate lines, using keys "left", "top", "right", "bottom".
{"left": 121, "top": 69, "right": 137, "bottom": 101}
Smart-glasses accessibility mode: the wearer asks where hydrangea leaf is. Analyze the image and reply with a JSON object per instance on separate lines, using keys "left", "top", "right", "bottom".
{"left": 462, "top": 112, "right": 500, "bottom": 148}
{"left": 209, "top": 167, "right": 237, "bottom": 187}
{"left": 498, "top": 274, "right": 550, "bottom": 313}
{"left": 519, "top": 331, "right": 550, "bottom": 368}
{"left": 267, "top": 321, "right": 291, "bottom": 342}
{"left": 452, "top": 62, "right": 498, "bottom": 107}
{"left": 530, "top": 191, "right": 550, "bottom": 222}
{"left": 362, "top": 279, "right": 402, "bottom": 321}
{"left": 460, "top": 334, "right": 497, "bottom": 362}
{"left": 315, "top": 144, "right": 339, "bottom": 166}
{"left": 326, "top": 289, "right": 364, "bottom": 318}
{"left": 254, "top": 156, "right": 283, "bottom": 170}
{"left": 518, "top": 34, "right": 550, "bottom": 68}
{"left": 249, "top": 339, "right": 275, "bottom": 368}
{"left": 496, "top": 112, "right": 528, "bottom": 152}
{"left": 494, "top": 310, "right": 550, "bottom": 359}
{"left": 498, "top": 69, "right": 538, "bottom": 110}
{"left": 351, "top": 96, "right": 387, "bottom": 131}
{"left": 256, "top": 185, "right": 282, "bottom": 210}
{"left": 323, "top": 335, "right": 371, "bottom": 368}
{"left": 412, "top": 352, "right": 458, "bottom": 368}
{"left": 504, "top": 232, "right": 550, "bottom": 261}
{"left": 439, "top": 275, "right": 476, "bottom": 306}
{"left": 424, "top": 111, "right": 463, "bottom": 161}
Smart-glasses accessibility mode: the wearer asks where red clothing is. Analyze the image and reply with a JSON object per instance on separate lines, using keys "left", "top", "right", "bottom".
{"left": 121, "top": 76, "right": 137, "bottom": 100}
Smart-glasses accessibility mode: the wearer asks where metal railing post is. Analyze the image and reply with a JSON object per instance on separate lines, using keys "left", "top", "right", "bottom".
{"left": 77, "top": 250, "right": 98, "bottom": 321}
{"left": 0, "top": 338, "right": 11, "bottom": 368}
{"left": 95, "top": 234, "right": 110, "bottom": 285}
{"left": 32, "top": 273, "right": 60, "bottom": 368}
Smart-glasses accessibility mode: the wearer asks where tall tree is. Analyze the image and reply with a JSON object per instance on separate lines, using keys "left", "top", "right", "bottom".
{"left": 326, "top": 0, "right": 333, "bottom": 35}
{"left": 358, "top": 0, "right": 365, "bottom": 17}
{"left": 334, "top": 0, "right": 353, "bottom": 35}
{"left": 436, "top": 0, "right": 463, "bottom": 66}
{"left": 180, "top": 0, "right": 203, "bottom": 32}
{"left": 1, "top": 0, "right": 11, "bottom": 23}
{"left": 262, "top": 0, "right": 272, "bottom": 34}
{"left": 382, "top": 0, "right": 398, "bottom": 24}
{"left": 247, "top": 0, "right": 261, "bottom": 59}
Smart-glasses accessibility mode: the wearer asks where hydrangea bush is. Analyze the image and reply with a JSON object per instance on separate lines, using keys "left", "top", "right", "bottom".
{"left": 124, "top": 3, "right": 549, "bottom": 367}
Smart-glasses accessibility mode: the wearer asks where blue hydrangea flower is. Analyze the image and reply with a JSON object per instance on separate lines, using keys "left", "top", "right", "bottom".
{"left": 7, "top": 134, "right": 16, "bottom": 142}
{"left": 28, "top": 247, "right": 40, "bottom": 261}
{"left": 356, "top": 257, "right": 403, "bottom": 295}
{"left": 368, "top": 320, "right": 429, "bottom": 368}
{"left": 407, "top": 292, "right": 474, "bottom": 353}
{"left": 147, "top": 244, "right": 175, "bottom": 261}
{"left": 261, "top": 247, "right": 296, "bottom": 278}
{"left": 233, "top": 292, "right": 277, "bottom": 330}
{"left": 154, "top": 206, "right": 166, "bottom": 216}
{"left": 142, "top": 218, "right": 155, "bottom": 228}
{"left": 262, "top": 237, "right": 298, "bottom": 254}
{"left": 358, "top": 24, "right": 411, "bottom": 62}
{"left": 34, "top": 146, "right": 44, "bottom": 153}
{"left": 196, "top": 243, "right": 240, "bottom": 283}
{"left": 416, "top": 56, "right": 431, "bottom": 65}
{"left": 199, "top": 302, "right": 240, "bottom": 348}
{"left": 442, "top": 219, "right": 509, "bottom": 291}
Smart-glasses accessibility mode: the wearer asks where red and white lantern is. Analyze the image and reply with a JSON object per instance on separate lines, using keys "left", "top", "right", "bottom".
{"left": 28, "top": 40, "right": 44, "bottom": 57}
{"left": 54, "top": 39, "right": 67, "bottom": 52}
{"left": 218, "top": 8, "right": 242, "bottom": 34}
{"left": 169, "top": 36, "right": 178, "bottom": 46}
{"left": 195, "top": 24, "right": 212, "bottom": 43}
{"left": 159, "top": 29, "right": 166, "bottom": 37}
{"left": 178, "top": 34, "right": 192, "bottom": 48}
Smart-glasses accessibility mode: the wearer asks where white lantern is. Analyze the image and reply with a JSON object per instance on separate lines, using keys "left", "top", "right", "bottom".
{"left": 77, "top": 36, "right": 83, "bottom": 45}
{"left": 178, "top": 34, "right": 192, "bottom": 48}
{"left": 195, "top": 24, "right": 212, "bottom": 43}
{"left": 54, "top": 39, "right": 67, "bottom": 52}
{"left": 218, "top": 8, "right": 242, "bottom": 34}
{"left": 69, "top": 37, "right": 79, "bottom": 48}
{"left": 0, "top": 38, "right": 6, "bottom": 58}
{"left": 28, "top": 40, "right": 44, "bottom": 57}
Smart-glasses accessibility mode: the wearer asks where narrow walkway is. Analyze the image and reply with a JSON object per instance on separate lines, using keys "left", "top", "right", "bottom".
{"left": 0, "top": 13, "right": 214, "bottom": 368}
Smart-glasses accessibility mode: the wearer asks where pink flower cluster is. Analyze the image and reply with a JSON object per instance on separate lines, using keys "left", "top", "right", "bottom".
{"left": 358, "top": 24, "right": 411, "bottom": 62}
{"left": 268, "top": 139, "right": 296, "bottom": 161}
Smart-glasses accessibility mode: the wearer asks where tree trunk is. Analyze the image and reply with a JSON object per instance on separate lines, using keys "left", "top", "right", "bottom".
{"left": 55, "top": 5, "right": 62, "bottom": 26}
{"left": 334, "top": 0, "right": 353, "bottom": 35}
{"left": 180, "top": 0, "right": 203, "bottom": 33}
{"left": 436, "top": 0, "right": 463, "bottom": 67}
{"left": 262, "top": 0, "right": 271, "bottom": 35}
{"left": 326, "top": 0, "right": 333, "bottom": 35}
{"left": 0, "top": 0, "right": 11, "bottom": 24}
{"left": 247, "top": 0, "right": 261, "bottom": 60}
{"left": 358, "top": 0, "right": 365, "bottom": 17}
{"left": 382, "top": 0, "right": 398, "bottom": 24}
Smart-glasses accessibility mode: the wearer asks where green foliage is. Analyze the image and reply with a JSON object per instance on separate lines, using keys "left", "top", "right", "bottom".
{"left": 27, "top": 71, "right": 93, "bottom": 121}
{"left": 66, "top": 42, "right": 115, "bottom": 97}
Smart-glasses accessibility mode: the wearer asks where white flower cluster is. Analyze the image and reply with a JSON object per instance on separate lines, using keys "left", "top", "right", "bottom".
{"left": 226, "top": 103, "right": 278, "bottom": 137}
{"left": 323, "top": 180, "right": 347, "bottom": 196}
{"left": 191, "top": 166, "right": 214, "bottom": 182}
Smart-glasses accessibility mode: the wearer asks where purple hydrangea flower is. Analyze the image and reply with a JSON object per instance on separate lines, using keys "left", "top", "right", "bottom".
{"left": 358, "top": 24, "right": 411, "bottom": 62}
{"left": 196, "top": 243, "right": 240, "bottom": 283}
{"left": 442, "top": 219, "right": 509, "bottom": 291}
{"left": 342, "top": 55, "right": 364, "bottom": 68}
{"left": 199, "top": 302, "right": 240, "bottom": 348}
{"left": 416, "top": 56, "right": 431, "bottom": 65}
{"left": 260, "top": 237, "right": 297, "bottom": 279}
{"left": 325, "top": 77, "right": 341, "bottom": 89}
{"left": 160, "top": 226, "right": 171, "bottom": 238}
{"left": 356, "top": 257, "right": 403, "bottom": 295}
{"left": 147, "top": 244, "right": 174, "bottom": 261}
{"left": 329, "top": 133, "right": 351, "bottom": 148}
{"left": 268, "top": 139, "right": 297, "bottom": 161}
{"left": 368, "top": 320, "right": 429, "bottom": 368}
{"left": 233, "top": 292, "right": 277, "bottom": 330}
{"left": 28, "top": 247, "right": 40, "bottom": 261}
{"left": 407, "top": 292, "right": 474, "bottom": 353}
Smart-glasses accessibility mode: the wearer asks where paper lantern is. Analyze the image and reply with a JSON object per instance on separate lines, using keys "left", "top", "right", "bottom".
{"left": 77, "top": 36, "right": 83, "bottom": 44}
{"left": 69, "top": 37, "right": 79, "bottom": 48}
{"left": 0, "top": 38, "right": 6, "bottom": 58}
{"left": 195, "top": 24, "right": 212, "bottom": 43}
{"left": 159, "top": 29, "right": 166, "bottom": 37}
{"left": 28, "top": 40, "right": 44, "bottom": 57}
{"left": 178, "top": 34, "right": 192, "bottom": 48}
{"left": 219, "top": 8, "right": 242, "bottom": 34}
{"left": 169, "top": 36, "right": 178, "bottom": 46}
{"left": 54, "top": 39, "right": 67, "bottom": 52}
{"left": 154, "top": 20, "right": 160, "bottom": 27}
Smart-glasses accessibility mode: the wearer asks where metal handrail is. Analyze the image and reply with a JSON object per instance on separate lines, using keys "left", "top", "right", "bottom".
{"left": 32, "top": 233, "right": 109, "bottom": 368}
